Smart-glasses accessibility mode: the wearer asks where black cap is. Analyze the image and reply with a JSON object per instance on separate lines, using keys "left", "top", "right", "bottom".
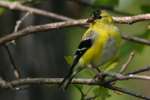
{"left": 93, "top": 9, "right": 102, "bottom": 19}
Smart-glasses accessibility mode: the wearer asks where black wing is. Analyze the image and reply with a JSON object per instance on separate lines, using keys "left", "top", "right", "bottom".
{"left": 60, "top": 32, "right": 96, "bottom": 89}
{"left": 73, "top": 30, "right": 98, "bottom": 67}
{"left": 74, "top": 38, "right": 93, "bottom": 60}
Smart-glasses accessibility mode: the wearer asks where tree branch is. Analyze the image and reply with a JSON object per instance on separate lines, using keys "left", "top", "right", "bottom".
{"left": 122, "top": 34, "right": 150, "bottom": 46}
{"left": 0, "top": 1, "right": 150, "bottom": 24}
{"left": 0, "top": 1, "right": 150, "bottom": 45}
{"left": 113, "top": 14, "right": 150, "bottom": 24}
{"left": 0, "top": 19, "right": 87, "bottom": 45}
{"left": 0, "top": 19, "right": 150, "bottom": 46}
{"left": 14, "top": 12, "right": 31, "bottom": 33}
{"left": 127, "top": 66, "right": 150, "bottom": 75}
{"left": 2, "top": 64, "right": 145, "bottom": 90}
{"left": 106, "top": 85, "right": 150, "bottom": 100}
{"left": 0, "top": 1, "right": 73, "bottom": 21}
{"left": 102, "top": 65, "right": 150, "bottom": 84}
{"left": 119, "top": 51, "right": 135, "bottom": 73}
{"left": 0, "top": 77, "right": 150, "bottom": 99}
{"left": 3, "top": 45, "right": 21, "bottom": 79}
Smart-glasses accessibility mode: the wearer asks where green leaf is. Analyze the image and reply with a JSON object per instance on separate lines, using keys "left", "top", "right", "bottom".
{"left": 93, "top": 86, "right": 111, "bottom": 100}
{"left": 64, "top": 56, "right": 73, "bottom": 65}
{"left": 141, "top": 5, "right": 150, "bottom": 13}
{"left": 93, "top": 0, "right": 119, "bottom": 6}
{"left": 79, "top": 68, "right": 95, "bottom": 77}
{"left": 74, "top": 84, "right": 83, "bottom": 90}
{"left": 73, "top": 84, "right": 84, "bottom": 94}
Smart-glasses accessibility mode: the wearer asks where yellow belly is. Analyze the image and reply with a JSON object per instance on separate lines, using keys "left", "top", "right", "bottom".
{"left": 92, "top": 37, "right": 117, "bottom": 67}
{"left": 78, "top": 23, "right": 121, "bottom": 68}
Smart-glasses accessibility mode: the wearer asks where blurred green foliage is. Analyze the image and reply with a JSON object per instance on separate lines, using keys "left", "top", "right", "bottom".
{"left": 141, "top": 5, "right": 150, "bottom": 13}
{"left": 93, "top": 0, "right": 118, "bottom": 6}
{"left": 93, "top": 86, "right": 111, "bottom": 100}
{"left": 67, "top": 0, "right": 150, "bottom": 100}
{"left": 120, "top": 30, "right": 150, "bottom": 58}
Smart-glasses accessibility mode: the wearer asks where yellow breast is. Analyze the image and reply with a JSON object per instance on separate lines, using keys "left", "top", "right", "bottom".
{"left": 79, "top": 23, "right": 121, "bottom": 67}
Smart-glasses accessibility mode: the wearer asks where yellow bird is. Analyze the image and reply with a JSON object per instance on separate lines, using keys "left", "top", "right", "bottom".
{"left": 60, "top": 10, "right": 122, "bottom": 90}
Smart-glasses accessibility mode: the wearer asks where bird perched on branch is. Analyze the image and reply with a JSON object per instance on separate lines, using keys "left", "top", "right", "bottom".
{"left": 60, "top": 10, "right": 122, "bottom": 90}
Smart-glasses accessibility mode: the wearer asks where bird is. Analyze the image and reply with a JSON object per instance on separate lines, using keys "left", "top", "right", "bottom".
{"left": 59, "top": 10, "right": 122, "bottom": 90}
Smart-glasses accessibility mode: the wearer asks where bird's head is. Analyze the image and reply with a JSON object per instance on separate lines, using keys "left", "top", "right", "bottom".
{"left": 91, "top": 10, "right": 113, "bottom": 24}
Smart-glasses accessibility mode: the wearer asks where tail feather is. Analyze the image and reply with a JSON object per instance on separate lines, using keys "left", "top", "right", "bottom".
{"left": 59, "top": 57, "right": 79, "bottom": 90}
{"left": 60, "top": 71, "right": 76, "bottom": 90}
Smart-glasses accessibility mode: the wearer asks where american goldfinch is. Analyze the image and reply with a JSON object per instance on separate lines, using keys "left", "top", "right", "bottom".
{"left": 60, "top": 10, "right": 122, "bottom": 90}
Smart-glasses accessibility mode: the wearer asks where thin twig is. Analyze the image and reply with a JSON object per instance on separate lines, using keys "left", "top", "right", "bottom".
{"left": 0, "top": 19, "right": 87, "bottom": 45}
{"left": 105, "top": 85, "right": 150, "bottom": 100}
{"left": 0, "top": 1, "right": 73, "bottom": 21}
{"left": 0, "top": 1, "right": 150, "bottom": 24}
{"left": 10, "top": 12, "right": 31, "bottom": 44}
{"left": 75, "top": 86, "right": 85, "bottom": 100}
{"left": 122, "top": 34, "right": 150, "bottom": 45}
{"left": 2, "top": 12, "right": 31, "bottom": 79}
{"left": 126, "top": 65, "right": 150, "bottom": 75}
{"left": 108, "top": 74, "right": 150, "bottom": 81}
{"left": 119, "top": 51, "right": 135, "bottom": 74}
{"left": 127, "top": 74, "right": 150, "bottom": 80}
{"left": 113, "top": 14, "right": 150, "bottom": 24}
{"left": 3, "top": 45, "right": 21, "bottom": 79}
{"left": 99, "top": 71, "right": 150, "bottom": 84}
{"left": 14, "top": 12, "right": 31, "bottom": 32}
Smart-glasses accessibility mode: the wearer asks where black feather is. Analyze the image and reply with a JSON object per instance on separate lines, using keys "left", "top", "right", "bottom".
{"left": 59, "top": 38, "right": 93, "bottom": 90}
{"left": 75, "top": 38, "right": 93, "bottom": 57}
{"left": 93, "top": 9, "right": 102, "bottom": 19}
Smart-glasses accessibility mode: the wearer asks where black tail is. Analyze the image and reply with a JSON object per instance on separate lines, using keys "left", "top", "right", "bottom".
{"left": 59, "top": 57, "right": 79, "bottom": 90}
